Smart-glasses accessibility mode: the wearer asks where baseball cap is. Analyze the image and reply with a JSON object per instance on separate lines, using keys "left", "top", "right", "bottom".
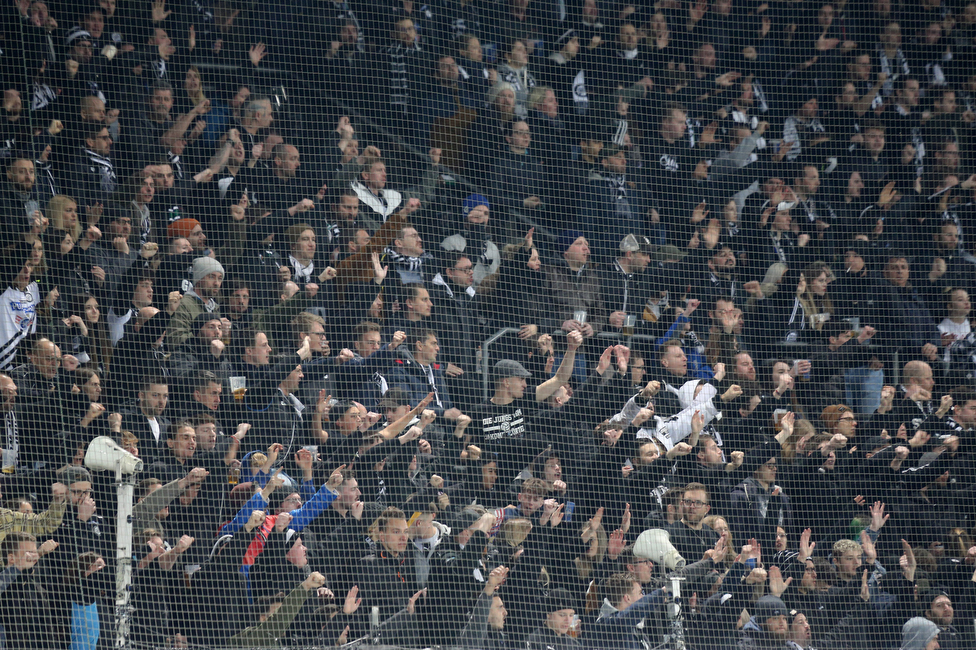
{"left": 620, "top": 233, "right": 654, "bottom": 254}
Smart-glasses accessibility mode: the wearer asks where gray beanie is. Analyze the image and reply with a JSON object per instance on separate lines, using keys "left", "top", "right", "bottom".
{"left": 192, "top": 257, "right": 225, "bottom": 283}
{"left": 752, "top": 595, "right": 789, "bottom": 624}
{"left": 901, "top": 617, "right": 939, "bottom": 650}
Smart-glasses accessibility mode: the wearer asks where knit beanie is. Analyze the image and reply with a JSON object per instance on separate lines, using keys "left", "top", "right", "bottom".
{"left": 752, "top": 595, "right": 788, "bottom": 624}
{"left": 168, "top": 217, "right": 200, "bottom": 241}
{"left": 192, "top": 256, "right": 225, "bottom": 283}
{"left": 462, "top": 194, "right": 490, "bottom": 217}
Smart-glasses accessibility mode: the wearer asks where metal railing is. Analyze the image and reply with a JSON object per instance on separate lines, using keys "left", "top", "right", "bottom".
{"left": 480, "top": 328, "right": 663, "bottom": 399}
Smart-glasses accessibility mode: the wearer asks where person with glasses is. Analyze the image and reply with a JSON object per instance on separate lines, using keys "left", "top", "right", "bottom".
{"left": 821, "top": 404, "right": 859, "bottom": 440}
{"left": 429, "top": 251, "right": 481, "bottom": 404}
{"left": 730, "top": 443, "right": 793, "bottom": 552}
{"left": 441, "top": 194, "right": 500, "bottom": 287}
{"left": 665, "top": 482, "right": 718, "bottom": 563}
{"left": 67, "top": 123, "right": 117, "bottom": 211}
{"left": 289, "top": 311, "right": 339, "bottom": 407}
{"left": 52, "top": 466, "right": 113, "bottom": 622}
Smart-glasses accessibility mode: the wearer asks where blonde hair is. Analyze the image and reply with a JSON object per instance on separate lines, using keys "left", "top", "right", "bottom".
{"left": 832, "top": 538, "right": 861, "bottom": 557}
{"left": 186, "top": 65, "right": 207, "bottom": 107}
{"left": 47, "top": 195, "right": 82, "bottom": 242}
{"left": 498, "top": 517, "right": 533, "bottom": 548}
{"left": 527, "top": 85, "right": 553, "bottom": 111}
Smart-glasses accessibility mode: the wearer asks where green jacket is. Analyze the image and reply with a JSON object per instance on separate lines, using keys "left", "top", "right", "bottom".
{"left": 229, "top": 582, "right": 310, "bottom": 648}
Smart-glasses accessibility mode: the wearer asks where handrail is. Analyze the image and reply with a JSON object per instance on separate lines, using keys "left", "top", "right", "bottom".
{"left": 481, "top": 328, "right": 522, "bottom": 399}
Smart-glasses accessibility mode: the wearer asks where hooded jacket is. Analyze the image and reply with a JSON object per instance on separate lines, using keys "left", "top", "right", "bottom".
{"left": 612, "top": 384, "right": 722, "bottom": 451}
{"left": 901, "top": 617, "right": 939, "bottom": 650}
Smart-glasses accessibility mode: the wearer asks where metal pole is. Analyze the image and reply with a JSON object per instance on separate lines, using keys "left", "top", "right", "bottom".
{"left": 115, "top": 464, "right": 135, "bottom": 648}
{"left": 481, "top": 328, "right": 521, "bottom": 399}
{"left": 667, "top": 575, "right": 687, "bottom": 650}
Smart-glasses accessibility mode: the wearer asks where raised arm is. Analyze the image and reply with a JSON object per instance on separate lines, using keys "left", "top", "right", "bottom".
{"left": 378, "top": 393, "right": 435, "bottom": 440}
{"left": 535, "top": 330, "right": 583, "bottom": 402}
{"left": 0, "top": 483, "right": 67, "bottom": 538}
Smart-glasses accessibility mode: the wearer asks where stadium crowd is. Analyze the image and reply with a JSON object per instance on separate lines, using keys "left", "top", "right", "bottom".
{"left": 2, "top": 0, "right": 976, "bottom": 648}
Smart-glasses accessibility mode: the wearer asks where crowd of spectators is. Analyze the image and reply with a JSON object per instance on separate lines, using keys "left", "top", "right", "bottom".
{"left": 2, "top": 0, "right": 976, "bottom": 648}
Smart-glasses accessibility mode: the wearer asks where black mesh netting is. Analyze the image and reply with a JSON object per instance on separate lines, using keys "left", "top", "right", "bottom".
{"left": 1, "top": 0, "right": 976, "bottom": 648}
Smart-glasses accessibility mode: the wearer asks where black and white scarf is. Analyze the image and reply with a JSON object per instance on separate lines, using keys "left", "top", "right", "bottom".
{"left": 82, "top": 148, "right": 117, "bottom": 195}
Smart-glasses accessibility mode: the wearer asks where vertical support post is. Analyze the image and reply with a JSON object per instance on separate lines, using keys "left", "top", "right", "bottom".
{"left": 115, "top": 464, "right": 135, "bottom": 648}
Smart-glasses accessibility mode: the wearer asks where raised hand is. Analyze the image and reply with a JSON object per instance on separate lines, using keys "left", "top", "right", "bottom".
{"left": 51, "top": 482, "right": 68, "bottom": 503}
{"left": 303, "top": 572, "right": 326, "bottom": 591}
{"left": 900, "top": 539, "right": 916, "bottom": 582}
{"left": 868, "top": 501, "right": 889, "bottom": 531}
{"left": 721, "top": 385, "right": 743, "bottom": 402}
{"left": 798, "top": 528, "right": 815, "bottom": 561}
{"left": 391, "top": 330, "right": 407, "bottom": 349}
{"left": 936, "top": 394, "right": 953, "bottom": 418}
{"left": 326, "top": 464, "right": 347, "bottom": 491}
{"left": 486, "top": 566, "right": 509, "bottom": 594}
{"left": 370, "top": 251, "right": 388, "bottom": 284}
{"left": 152, "top": 0, "right": 172, "bottom": 22}
{"left": 295, "top": 448, "right": 314, "bottom": 472}
{"left": 245, "top": 509, "right": 267, "bottom": 531}
{"left": 614, "top": 345, "right": 630, "bottom": 373}
{"left": 780, "top": 411, "right": 795, "bottom": 437}
{"left": 249, "top": 42, "right": 267, "bottom": 67}
{"left": 275, "top": 512, "right": 294, "bottom": 533}
{"left": 860, "top": 529, "right": 877, "bottom": 565}
{"left": 406, "top": 588, "right": 427, "bottom": 613}
{"left": 712, "top": 362, "right": 726, "bottom": 382}
{"left": 768, "top": 566, "right": 792, "bottom": 596}
{"left": 608, "top": 529, "right": 627, "bottom": 559}
{"left": 713, "top": 531, "right": 729, "bottom": 561}
{"left": 262, "top": 469, "right": 285, "bottom": 499}
{"left": 343, "top": 585, "right": 361, "bottom": 614}
{"left": 566, "top": 329, "right": 584, "bottom": 350}
{"left": 297, "top": 335, "right": 312, "bottom": 360}
{"left": 642, "top": 381, "right": 662, "bottom": 398}
{"left": 549, "top": 502, "right": 566, "bottom": 527}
